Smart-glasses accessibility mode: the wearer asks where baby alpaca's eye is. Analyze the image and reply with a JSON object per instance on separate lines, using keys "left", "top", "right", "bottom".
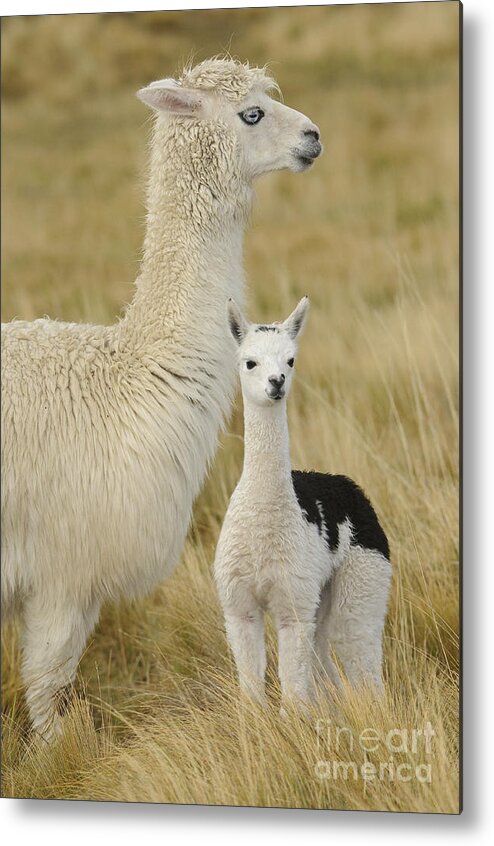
{"left": 239, "top": 107, "right": 265, "bottom": 126}
{"left": 287, "top": 358, "right": 295, "bottom": 368}
{"left": 246, "top": 360, "right": 257, "bottom": 370}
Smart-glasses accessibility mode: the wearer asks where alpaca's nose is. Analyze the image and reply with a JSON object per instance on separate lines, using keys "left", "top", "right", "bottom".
{"left": 301, "top": 123, "right": 322, "bottom": 161}
{"left": 269, "top": 375, "right": 285, "bottom": 390}
{"left": 303, "top": 125, "right": 320, "bottom": 143}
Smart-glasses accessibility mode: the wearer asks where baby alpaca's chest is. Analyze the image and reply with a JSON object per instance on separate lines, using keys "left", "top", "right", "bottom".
{"left": 215, "top": 493, "right": 330, "bottom": 613}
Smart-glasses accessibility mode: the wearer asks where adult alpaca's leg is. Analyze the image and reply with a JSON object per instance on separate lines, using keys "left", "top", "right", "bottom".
{"left": 324, "top": 548, "right": 391, "bottom": 691}
{"left": 224, "top": 609, "right": 267, "bottom": 705}
{"left": 21, "top": 593, "right": 101, "bottom": 742}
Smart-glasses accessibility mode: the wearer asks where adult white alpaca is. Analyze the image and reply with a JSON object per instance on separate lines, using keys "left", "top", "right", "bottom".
{"left": 1, "top": 58, "right": 322, "bottom": 741}
{"left": 214, "top": 299, "right": 391, "bottom": 711}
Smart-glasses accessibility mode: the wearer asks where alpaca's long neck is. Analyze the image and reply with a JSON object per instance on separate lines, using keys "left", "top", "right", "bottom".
{"left": 241, "top": 401, "right": 293, "bottom": 495}
{"left": 120, "top": 116, "right": 251, "bottom": 358}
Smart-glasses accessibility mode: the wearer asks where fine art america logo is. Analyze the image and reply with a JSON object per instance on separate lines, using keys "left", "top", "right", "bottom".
{"left": 314, "top": 719, "right": 436, "bottom": 784}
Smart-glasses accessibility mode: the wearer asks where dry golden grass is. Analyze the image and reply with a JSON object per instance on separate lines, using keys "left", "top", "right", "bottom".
{"left": 1, "top": 4, "right": 460, "bottom": 812}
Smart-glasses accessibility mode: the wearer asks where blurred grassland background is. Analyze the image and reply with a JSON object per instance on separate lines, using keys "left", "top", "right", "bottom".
{"left": 1, "top": 2, "right": 460, "bottom": 813}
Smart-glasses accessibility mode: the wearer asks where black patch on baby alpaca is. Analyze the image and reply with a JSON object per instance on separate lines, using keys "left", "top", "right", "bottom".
{"left": 255, "top": 325, "right": 278, "bottom": 333}
{"left": 292, "top": 470, "right": 390, "bottom": 559}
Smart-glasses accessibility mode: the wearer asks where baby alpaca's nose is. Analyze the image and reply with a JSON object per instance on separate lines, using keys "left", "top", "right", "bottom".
{"left": 268, "top": 374, "right": 285, "bottom": 390}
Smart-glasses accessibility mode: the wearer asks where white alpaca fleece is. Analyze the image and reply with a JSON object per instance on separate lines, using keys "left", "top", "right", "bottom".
{"left": 214, "top": 299, "right": 391, "bottom": 711}
{"left": 1, "top": 57, "right": 322, "bottom": 741}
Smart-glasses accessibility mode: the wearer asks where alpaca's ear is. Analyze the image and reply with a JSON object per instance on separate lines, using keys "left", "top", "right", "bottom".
{"left": 283, "top": 296, "right": 310, "bottom": 340}
{"left": 136, "top": 79, "right": 203, "bottom": 116}
{"left": 227, "top": 299, "right": 249, "bottom": 346}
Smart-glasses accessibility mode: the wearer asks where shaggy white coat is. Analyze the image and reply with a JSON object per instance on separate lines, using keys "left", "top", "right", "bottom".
{"left": 1, "top": 58, "right": 322, "bottom": 740}
{"left": 214, "top": 300, "right": 391, "bottom": 711}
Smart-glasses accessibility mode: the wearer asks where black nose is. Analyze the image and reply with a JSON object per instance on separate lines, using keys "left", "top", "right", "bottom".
{"left": 303, "top": 128, "right": 320, "bottom": 142}
{"left": 269, "top": 375, "right": 285, "bottom": 389}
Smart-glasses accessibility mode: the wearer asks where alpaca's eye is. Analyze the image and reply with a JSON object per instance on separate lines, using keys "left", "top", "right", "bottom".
{"left": 287, "top": 358, "right": 295, "bottom": 368}
{"left": 239, "top": 107, "right": 265, "bottom": 126}
{"left": 246, "top": 360, "right": 257, "bottom": 370}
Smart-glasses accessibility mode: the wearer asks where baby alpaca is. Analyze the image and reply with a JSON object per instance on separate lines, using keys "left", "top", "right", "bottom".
{"left": 214, "top": 298, "right": 391, "bottom": 711}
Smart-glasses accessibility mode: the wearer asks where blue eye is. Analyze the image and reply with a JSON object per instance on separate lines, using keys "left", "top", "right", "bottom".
{"left": 246, "top": 360, "right": 257, "bottom": 370}
{"left": 239, "top": 107, "right": 265, "bottom": 126}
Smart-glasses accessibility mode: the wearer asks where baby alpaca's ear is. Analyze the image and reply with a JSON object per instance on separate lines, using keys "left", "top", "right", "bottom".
{"left": 283, "top": 296, "right": 310, "bottom": 340}
{"left": 136, "top": 78, "right": 203, "bottom": 116}
{"left": 227, "top": 299, "right": 249, "bottom": 346}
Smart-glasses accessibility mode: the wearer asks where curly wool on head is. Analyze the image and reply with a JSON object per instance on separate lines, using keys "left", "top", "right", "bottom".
{"left": 179, "top": 57, "right": 280, "bottom": 102}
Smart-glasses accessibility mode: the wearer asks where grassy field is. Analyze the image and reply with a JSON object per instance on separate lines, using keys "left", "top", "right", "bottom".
{"left": 1, "top": 3, "right": 460, "bottom": 812}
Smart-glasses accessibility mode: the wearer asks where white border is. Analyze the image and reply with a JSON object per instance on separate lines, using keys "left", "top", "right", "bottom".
{"left": 0, "top": 0, "right": 459, "bottom": 17}
{"left": 2, "top": 0, "right": 493, "bottom": 840}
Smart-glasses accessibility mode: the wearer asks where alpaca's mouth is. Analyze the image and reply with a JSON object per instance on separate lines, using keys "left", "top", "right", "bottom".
{"left": 293, "top": 148, "right": 322, "bottom": 171}
{"left": 266, "top": 389, "right": 285, "bottom": 401}
{"left": 297, "top": 155, "right": 314, "bottom": 168}
{"left": 292, "top": 142, "right": 322, "bottom": 171}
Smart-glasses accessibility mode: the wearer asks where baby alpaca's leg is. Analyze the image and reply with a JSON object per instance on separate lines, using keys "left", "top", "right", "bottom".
{"left": 326, "top": 548, "right": 391, "bottom": 692}
{"left": 313, "top": 582, "right": 341, "bottom": 690}
{"left": 224, "top": 609, "right": 267, "bottom": 705}
{"left": 277, "top": 615, "right": 316, "bottom": 712}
